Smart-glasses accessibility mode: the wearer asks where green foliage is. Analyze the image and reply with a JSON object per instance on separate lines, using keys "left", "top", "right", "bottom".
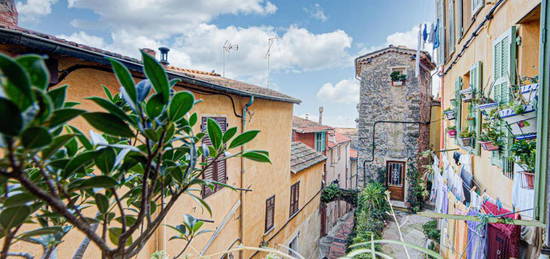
{"left": 390, "top": 71, "right": 407, "bottom": 81}
{"left": 406, "top": 161, "right": 426, "bottom": 213}
{"left": 320, "top": 184, "right": 358, "bottom": 206}
{"left": 0, "top": 53, "right": 270, "bottom": 258}
{"left": 422, "top": 220, "right": 440, "bottom": 241}
{"left": 458, "top": 129, "right": 475, "bottom": 138}
{"left": 510, "top": 139, "right": 536, "bottom": 172}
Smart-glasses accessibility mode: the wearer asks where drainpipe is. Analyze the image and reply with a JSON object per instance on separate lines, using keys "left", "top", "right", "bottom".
{"left": 239, "top": 96, "right": 254, "bottom": 259}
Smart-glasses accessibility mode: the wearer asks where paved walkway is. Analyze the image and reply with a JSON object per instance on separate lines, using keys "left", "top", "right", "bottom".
{"left": 319, "top": 211, "right": 355, "bottom": 259}
{"left": 380, "top": 209, "right": 432, "bottom": 258}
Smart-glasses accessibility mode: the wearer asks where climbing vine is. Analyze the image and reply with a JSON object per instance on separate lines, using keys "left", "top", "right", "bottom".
{"left": 321, "top": 184, "right": 359, "bottom": 206}
{"left": 406, "top": 161, "right": 429, "bottom": 213}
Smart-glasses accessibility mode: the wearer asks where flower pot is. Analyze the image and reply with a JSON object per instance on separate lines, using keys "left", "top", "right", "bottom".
{"left": 447, "top": 129, "right": 457, "bottom": 137}
{"left": 499, "top": 105, "right": 537, "bottom": 136}
{"left": 444, "top": 110, "right": 456, "bottom": 120}
{"left": 476, "top": 102, "right": 498, "bottom": 116}
{"left": 480, "top": 141, "right": 499, "bottom": 151}
{"left": 520, "top": 83, "right": 538, "bottom": 103}
{"left": 460, "top": 88, "right": 474, "bottom": 102}
{"left": 461, "top": 137, "right": 473, "bottom": 147}
{"left": 392, "top": 80, "right": 405, "bottom": 86}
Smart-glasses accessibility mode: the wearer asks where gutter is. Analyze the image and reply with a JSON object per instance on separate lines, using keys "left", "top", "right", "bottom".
{"left": 0, "top": 27, "right": 301, "bottom": 104}
{"left": 239, "top": 96, "right": 254, "bottom": 259}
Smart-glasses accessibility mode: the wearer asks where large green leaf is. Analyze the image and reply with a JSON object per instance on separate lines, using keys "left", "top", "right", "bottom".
{"left": 207, "top": 118, "right": 223, "bottom": 149}
{"left": 48, "top": 85, "right": 68, "bottom": 109}
{"left": 0, "top": 97, "right": 22, "bottom": 136}
{"left": 222, "top": 127, "right": 238, "bottom": 144}
{"left": 107, "top": 57, "right": 137, "bottom": 105}
{"left": 69, "top": 175, "right": 117, "bottom": 190}
{"left": 141, "top": 50, "right": 170, "bottom": 103}
{"left": 229, "top": 130, "right": 259, "bottom": 149}
{"left": 4, "top": 192, "right": 36, "bottom": 207}
{"left": 108, "top": 227, "right": 132, "bottom": 246}
{"left": 42, "top": 134, "right": 76, "bottom": 158}
{"left": 82, "top": 112, "right": 134, "bottom": 138}
{"left": 145, "top": 94, "right": 164, "bottom": 119}
{"left": 47, "top": 108, "right": 86, "bottom": 129}
{"left": 16, "top": 55, "right": 49, "bottom": 90}
{"left": 33, "top": 88, "right": 53, "bottom": 123}
{"left": 0, "top": 205, "right": 31, "bottom": 229}
{"left": 168, "top": 91, "right": 194, "bottom": 121}
{"left": 241, "top": 150, "right": 271, "bottom": 163}
{"left": 19, "top": 226, "right": 63, "bottom": 238}
{"left": 62, "top": 150, "right": 98, "bottom": 178}
{"left": 0, "top": 54, "right": 33, "bottom": 110}
{"left": 21, "top": 126, "right": 52, "bottom": 149}
{"left": 86, "top": 97, "right": 132, "bottom": 123}
{"left": 94, "top": 194, "right": 110, "bottom": 213}
{"left": 67, "top": 125, "right": 93, "bottom": 150}
{"left": 95, "top": 148, "right": 115, "bottom": 174}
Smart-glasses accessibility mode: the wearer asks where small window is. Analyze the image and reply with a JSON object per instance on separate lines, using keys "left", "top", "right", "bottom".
{"left": 289, "top": 182, "right": 300, "bottom": 216}
{"left": 201, "top": 117, "right": 228, "bottom": 198}
{"left": 265, "top": 195, "right": 275, "bottom": 232}
{"left": 315, "top": 132, "right": 326, "bottom": 152}
{"left": 471, "top": 0, "right": 483, "bottom": 16}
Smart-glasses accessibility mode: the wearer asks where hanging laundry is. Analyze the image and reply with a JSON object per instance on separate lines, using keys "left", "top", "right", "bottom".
{"left": 512, "top": 171, "right": 534, "bottom": 218}
{"left": 520, "top": 226, "right": 543, "bottom": 258}
{"left": 453, "top": 202, "right": 469, "bottom": 259}
{"left": 415, "top": 24, "right": 421, "bottom": 77}
{"left": 428, "top": 23, "right": 435, "bottom": 43}
{"left": 459, "top": 154, "right": 473, "bottom": 204}
{"left": 433, "top": 18, "right": 440, "bottom": 49}
{"left": 469, "top": 190, "right": 482, "bottom": 211}
{"left": 422, "top": 24, "right": 428, "bottom": 49}
{"left": 483, "top": 201, "right": 521, "bottom": 259}
{"left": 466, "top": 210, "right": 487, "bottom": 259}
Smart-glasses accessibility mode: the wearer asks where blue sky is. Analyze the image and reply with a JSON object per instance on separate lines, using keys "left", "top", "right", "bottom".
{"left": 17, "top": 0, "right": 435, "bottom": 127}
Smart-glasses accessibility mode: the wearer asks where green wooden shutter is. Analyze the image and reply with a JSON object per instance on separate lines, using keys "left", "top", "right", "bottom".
{"left": 455, "top": 77, "right": 462, "bottom": 145}
{"left": 471, "top": 61, "right": 482, "bottom": 155}
{"left": 449, "top": 0, "right": 456, "bottom": 52}
{"left": 491, "top": 27, "right": 517, "bottom": 171}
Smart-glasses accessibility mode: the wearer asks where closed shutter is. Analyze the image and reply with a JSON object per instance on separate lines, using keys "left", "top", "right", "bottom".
{"left": 265, "top": 196, "right": 275, "bottom": 232}
{"left": 491, "top": 27, "right": 517, "bottom": 174}
{"left": 457, "top": 0, "right": 463, "bottom": 38}
{"left": 455, "top": 77, "right": 463, "bottom": 145}
{"left": 448, "top": 0, "right": 456, "bottom": 54}
{"left": 470, "top": 62, "right": 482, "bottom": 155}
{"left": 290, "top": 182, "right": 300, "bottom": 216}
{"left": 201, "top": 117, "right": 228, "bottom": 197}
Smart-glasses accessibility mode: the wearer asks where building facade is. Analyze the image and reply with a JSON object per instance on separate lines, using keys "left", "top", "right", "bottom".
{"left": 355, "top": 46, "right": 435, "bottom": 205}
{"left": 0, "top": 3, "right": 327, "bottom": 258}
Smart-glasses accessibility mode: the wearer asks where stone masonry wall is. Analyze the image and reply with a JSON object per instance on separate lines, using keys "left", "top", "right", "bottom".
{"left": 356, "top": 50, "right": 432, "bottom": 189}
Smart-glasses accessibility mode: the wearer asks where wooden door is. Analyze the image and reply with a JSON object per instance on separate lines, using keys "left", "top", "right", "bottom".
{"left": 386, "top": 161, "right": 405, "bottom": 201}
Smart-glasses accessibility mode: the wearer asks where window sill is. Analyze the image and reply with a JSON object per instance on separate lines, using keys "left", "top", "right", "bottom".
{"left": 264, "top": 226, "right": 275, "bottom": 236}
{"left": 289, "top": 211, "right": 299, "bottom": 220}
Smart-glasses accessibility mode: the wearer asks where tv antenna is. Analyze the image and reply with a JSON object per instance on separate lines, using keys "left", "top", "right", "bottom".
{"left": 265, "top": 37, "right": 277, "bottom": 88}
{"left": 222, "top": 40, "right": 239, "bottom": 77}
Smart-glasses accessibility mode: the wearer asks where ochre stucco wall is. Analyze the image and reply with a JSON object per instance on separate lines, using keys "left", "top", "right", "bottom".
{"left": 0, "top": 49, "right": 318, "bottom": 259}
{"left": 440, "top": 0, "right": 541, "bottom": 209}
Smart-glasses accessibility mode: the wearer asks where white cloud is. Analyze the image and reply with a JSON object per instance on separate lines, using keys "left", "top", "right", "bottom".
{"left": 317, "top": 79, "right": 360, "bottom": 103}
{"left": 304, "top": 3, "right": 327, "bottom": 22}
{"left": 16, "top": 0, "right": 57, "bottom": 22}
{"left": 357, "top": 25, "right": 432, "bottom": 55}
{"left": 57, "top": 31, "right": 106, "bottom": 49}
{"left": 67, "top": 0, "right": 277, "bottom": 39}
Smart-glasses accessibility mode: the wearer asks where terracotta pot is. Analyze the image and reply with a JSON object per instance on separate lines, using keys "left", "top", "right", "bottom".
{"left": 392, "top": 80, "right": 405, "bottom": 86}
{"left": 480, "top": 141, "right": 499, "bottom": 151}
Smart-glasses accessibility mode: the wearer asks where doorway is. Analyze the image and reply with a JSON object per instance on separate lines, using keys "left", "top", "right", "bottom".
{"left": 386, "top": 161, "right": 405, "bottom": 201}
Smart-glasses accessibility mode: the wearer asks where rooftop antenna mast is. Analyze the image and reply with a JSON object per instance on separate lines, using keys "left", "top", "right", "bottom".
{"left": 265, "top": 37, "right": 277, "bottom": 88}
{"left": 222, "top": 40, "right": 239, "bottom": 77}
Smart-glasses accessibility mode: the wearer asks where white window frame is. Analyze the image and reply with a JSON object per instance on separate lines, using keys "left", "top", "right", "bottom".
{"left": 472, "top": 0, "right": 484, "bottom": 16}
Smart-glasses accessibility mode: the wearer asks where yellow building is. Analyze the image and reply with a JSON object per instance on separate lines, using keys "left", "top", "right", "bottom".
{"left": 435, "top": 0, "right": 549, "bottom": 257}
{"left": 0, "top": 5, "right": 325, "bottom": 258}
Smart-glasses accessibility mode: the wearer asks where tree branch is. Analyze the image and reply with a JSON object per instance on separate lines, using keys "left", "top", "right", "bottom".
{"left": 72, "top": 221, "right": 99, "bottom": 259}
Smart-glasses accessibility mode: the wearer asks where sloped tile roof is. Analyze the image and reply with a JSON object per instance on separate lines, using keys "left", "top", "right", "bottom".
{"left": 0, "top": 25, "right": 300, "bottom": 104}
{"left": 292, "top": 116, "right": 333, "bottom": 133}
{"left": 290, "top": 142, "right": 326, "bottom": 174}
{"left": 328, "top": 132, "right": 351, "bottom": 148}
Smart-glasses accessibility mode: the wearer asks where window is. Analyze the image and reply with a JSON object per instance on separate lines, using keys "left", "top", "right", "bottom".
{"left": 457, "top": 0, "right": 463, "bottom": 38}
{"left": 472, "top": 0, "right": 484, "bottom": 16}
{"left": 288, "top": 236, "right": 299, "bottom": 256}
{"left": 289, "top": 182, "right": 300, "bottom": 217}
{"left": 491, "top": 27, "right": 517, "bottom": 176}
{"left": 315, "top": 132, "right": 326, "bottom": 152}
{"left": 201, "top": 117, "right": 228, "bottom": 198}
{"left": 265, "top": 195, "right": 275, "bottom": 232}
{"left": 447, "top": 0, "right": 456, "bottom": 55}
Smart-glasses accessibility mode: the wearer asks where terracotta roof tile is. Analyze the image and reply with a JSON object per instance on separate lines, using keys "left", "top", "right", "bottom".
{"left": 290, "top": 142, "right": 326, "bottom": 174}
{"left": 328, "top": 132, "right": 351, "bottom": 148}
{"left": 292, "top": 116, "right": 333, "bottom": 133}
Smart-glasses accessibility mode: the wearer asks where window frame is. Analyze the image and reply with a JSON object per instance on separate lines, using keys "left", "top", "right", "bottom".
{"left": 265, "top": 195, "right": 275, "bottom": 233}
{"left": 201, "top": 116, "right": 228, "bottom": 198}
{"left": 471, "top": 0, "right": 484, "bottom": 17}
{"left": 289, "top": 182, "right": 300, "bottom": 217}
{"left": 314, "top": 132, "right": 326, "bottom": 153}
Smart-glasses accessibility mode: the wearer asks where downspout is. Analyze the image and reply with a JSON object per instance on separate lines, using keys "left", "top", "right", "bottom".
{"left": 239, "top": 96, "right": 254, "bottom": 259}
{"left": 537, "top": 0, "right": 550, "bottom": 256}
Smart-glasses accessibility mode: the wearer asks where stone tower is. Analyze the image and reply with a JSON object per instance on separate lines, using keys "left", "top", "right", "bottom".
{"left": 354, "top": 45, "right": 435, "bottom": 202}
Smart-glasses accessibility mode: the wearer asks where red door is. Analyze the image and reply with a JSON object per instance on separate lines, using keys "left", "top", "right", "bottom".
{"left": 386, "top": 161, "right": 405, "bottom": 201}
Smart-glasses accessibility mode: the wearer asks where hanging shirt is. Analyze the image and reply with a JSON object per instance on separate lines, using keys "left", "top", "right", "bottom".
{"left": 512, "top": 171, "right": 534, "bottom": 219}
{"left": 415, "top": 24, "right": 422, "bottom": 77}
{"left": 483, "top": 201, "right": 521, "bottom": 258}
{"left": 428, "top": 23, "right": 435, "bottom": 43}
{"left": 433, "top": 19, "right": 440, "bottom": 49}
{"left": 466, "top": 210, "right": 487, "bottom": 259}
{"left": 469, "top": 190, "right": 482, "bottom": 211}
{"left": 459, "top": 154, "right": 473, "bottom": 204}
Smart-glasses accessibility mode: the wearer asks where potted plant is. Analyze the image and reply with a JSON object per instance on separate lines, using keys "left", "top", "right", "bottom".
{"left": 443, "top": 108, "right": 456, "bottom": 120}
{"left": 460, "top": 88, "right": 474, "bottom": 102}
{"left": 459, "top": 129, "right": 475, "bottom": 147}
{"left": 498, "top": 103, "right": 537, "bottom": 137}
{"left": 510, "top": 139, "right": 536, "bottom": 189}
{"left": 447, "top": 125, "right": 457, "bottom": 138}
{"left": 519, "top": 83, "right": 538, "bottom": 103}
{"left": 390, "top": 71, "right": 407, "bottom": 86}
{"left": 475, "top": 96, "right": 498, "bottom": 116}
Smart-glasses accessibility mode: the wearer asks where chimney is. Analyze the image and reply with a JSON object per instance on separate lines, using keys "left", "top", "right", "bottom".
{"left": 158, "top": 47, "right": 170, "bottom": 65}
{"left": 318, "top": 106, "right": 324, "bottom": 125}
{"left": 0, "top": 0, "right": 18, "bottom": 27}
{"left": 305, "top": 113, "right": 309, "bottom": 120}
{"left": 141, "top": 48, "right": 156, "bottom": 58}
